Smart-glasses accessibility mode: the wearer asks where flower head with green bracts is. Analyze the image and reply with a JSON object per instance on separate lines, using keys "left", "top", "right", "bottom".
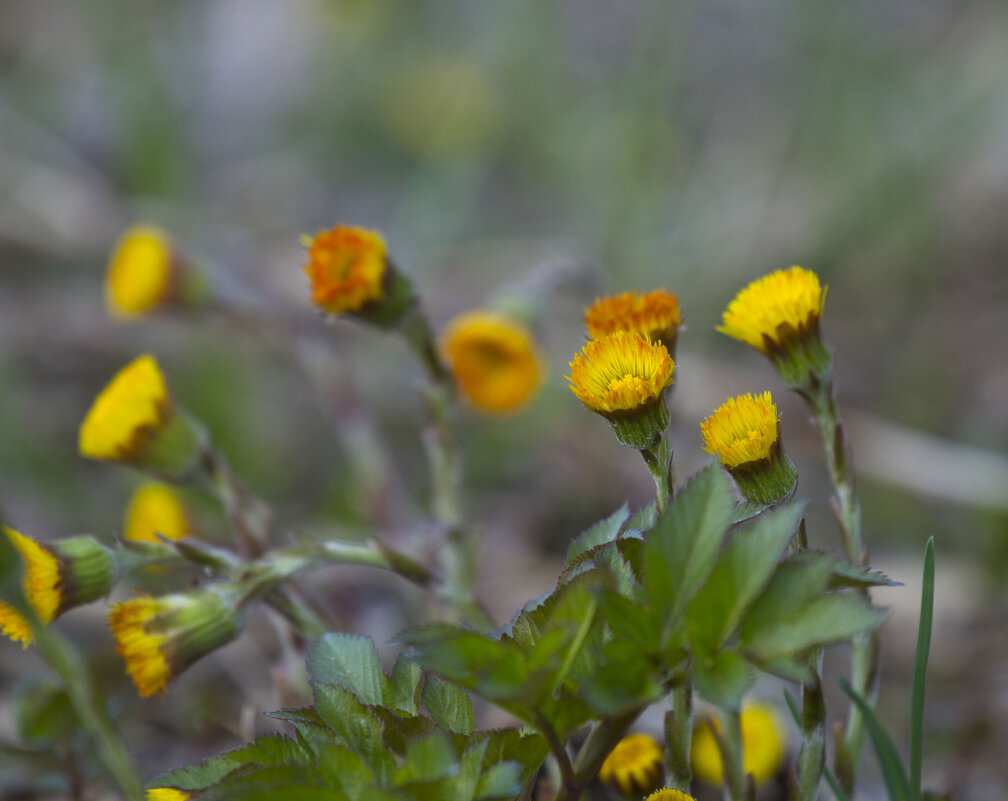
{"left": 598, "top": 732, "right": 664, "bottom": 795}
{"left": 304, "top": 225, "right": 387, "bottom": 315}
{"left": 585, "top": 289, "right": 681, "bottom": 356}
{"left": 719, "top": 267, "right": 832, "bottom": 387}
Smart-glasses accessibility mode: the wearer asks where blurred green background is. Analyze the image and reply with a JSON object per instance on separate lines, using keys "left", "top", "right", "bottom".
{"left": 2, "top": 0, "right": 1008, "bottom": 796}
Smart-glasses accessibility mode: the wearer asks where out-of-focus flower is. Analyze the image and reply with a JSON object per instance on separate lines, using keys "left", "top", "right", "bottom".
{"left": 79, "top": 355, "right": 200, "bottom": 476}
{"left": 585, "top": 289, "right": 681, "bottom": 356}
{"left": 108, "top": 588, "right": 240, "bottom": 697}
{"left": 0, "top": 601, "right": 33, "bottom": 648}
{"left": 719, "top": 267, "right": 831, "bottom": 387}
{"left": 644, "top": 790, "right": 696, "bottom": 801}
{"left": 124, "top": 483, "right": 189, "bottom": 544}
{"left": 439, "top": 311, "right": 545, "bottom": 413}
{"left": 568, "top": 331, "right": 675, "bottom": 449}
{"left": 691, "top": 701, "right": 786, "bottom": 786}
{"left": 146, "top": 789, "right": 191, "bottom": 801}
{"left": 5, "top": 528, "right": 116, "bottom": 624}
{"left": 304, "top": 225, "right": 388, "bottom": 316}
{"left": 701, "top": 392, "right": 796, "bottom": 506}
{"left": 598, "top": 732, "right": 664, "bottom": 795}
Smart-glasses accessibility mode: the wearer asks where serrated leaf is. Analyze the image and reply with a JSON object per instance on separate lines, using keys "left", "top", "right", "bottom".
{"left": 312, "top": 682, "right": 394, "bottom": 782}
{"left": 693, "top": 651, "right": 754, "bottom": 709}
{"left": 583, "top": 640, "right": 668, "bottom": 714}
{"left": 687, "top": 502, "right": 804, "bottom": 652}
{"left": 564, "top": 503, "right": 630, "bottom": 569}
{"left": 596, "top": 589, "right": 659, "bottom": 648}
{"left": 423, "top": 675, "right": 476, "bottom": 735}
{"left": 372, "top": 707, "right": 437, "bottom": 756}
{"left": 644, "top": 463, "right": 735, "bottom": 637}
{"left": 387, "top": 656, "right": 424, "bottom": 715}
{"left": 739, "top": 554, "right": 834, "bottom": 642}
{"left": 393, "top": 732, "right": 459, "bottom": 785}
{"left": 475, "top": 762, "right": 522, "bottom": 799}
{"left": 314, "top": 743, "right": 374, "bottom": 800}
{"left": 742, "top": 594, "right": 889, "bottom": 660}
{"left": 307, "top": 633, "right": 387, "bottom": 706}
{"left": 472, "top": 729, "right": 549, "bottom": 784}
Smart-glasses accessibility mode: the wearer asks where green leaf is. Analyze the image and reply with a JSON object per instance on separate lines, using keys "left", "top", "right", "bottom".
{"left": 739, "top": 553, "right": 834, "bottom": 642}
{"left": 475, "top": 762, "right": 522, "bottom": 799}
{"left": 787, "top": 551, "right": 901, "bottom": 589}
{"left": 314, "top": 743, "right": 376, "bottom": 800}
{"left": 393, "top": 732, "right": 459, "bottom": 785}
{"left": 692, "top": 651, "right": 753, "bottom": 709}
{"left": 596, "top": 589, "right": 659, "bottom": 648}
{"left": 644, "top": 463, "right": 735, "bottom": 635}
{"left": 423, "top": 675, "right": 476, "bottom": 736}
{"left": 583, "top": 640, "right": 668, "bottom": 714}
{"left": 839, "top": 678, "right": 911, "bottom": 801}
{"left": 15, "top": 681, "right": 79, "bottom": 745}
{"left": 473, "top": 729, "right": 549, "bottom": 784}
{"left": 312, "top": 682, "right": 394, "bottom": 782}
{"left": 910, "top": 537, "right": 935, "bottom": 801}
{"left": 387, "top": 656, "right": 424, "bottom": 715}
{"left": 564, "top": 503, "right": 630, "bottom": 569}
{"left": 307, "top": 633, "right": 388, "bottom": 706}
{"left": 687, "top": 502, "right": 804, "bottom": 652}
{"left": 742, "top": 594, "right": 888, "bottom": 661}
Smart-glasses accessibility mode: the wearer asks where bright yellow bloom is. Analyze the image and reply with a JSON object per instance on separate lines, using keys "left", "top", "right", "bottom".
{"left": 439, "top": 311, "right": 544, "bottom": 413}
{"left": 6, "top": 528, "right": 61, "bottom": 624}
{"left": 125, "top": 483, "right": 189, "bottom": 544}
{"left": 585, "top": 289, "right": 681, "bottom": 345}
{"left": 147, "top": 789, "right": 191, "bottom": 801}
{"left": 691, "top": 702, "right": 786, "bottom": 786}
{"left": 0, "top": 601, "right": 33, "bottom": 648}
{"left": 568, "top": 331, "right": 674, "bottom": 415}
{"left": 701, "top": 392, "right": 779, "bottom": 468}
{"left": 108, "top": 597, "right": 171, "bottom": 696}
{"left": 304, "top": 225, "right": 387, "bottom": 315}
{"left": 105, "top": 225, "right": 175, "bottom": 318}
{"left": 598, "top": 733, "right": 664, "bottom": 795}
{"left": 79, "top": 355, "right": 171, "bottom": 461}
{"left": 645, "top": 790, "right": 695, "bottom": 801}
{"left": 719, "top": 267, "right": 826, "bottom": 354}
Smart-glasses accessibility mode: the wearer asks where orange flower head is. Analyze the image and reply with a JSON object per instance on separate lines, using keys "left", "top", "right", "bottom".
{"left": 585, "top": 289, "right": 681, "bottom": 351}
{"left": 304, "top": 226, "right": 387, "bottom": 315}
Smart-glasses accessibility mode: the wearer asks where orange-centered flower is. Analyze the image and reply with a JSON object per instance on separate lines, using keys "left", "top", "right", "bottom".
{"left": 585, "top": 289, "right": 681, "bottom": 346}
{"left": 304, "top": 225, "right": 387, "bottom": 315}
{"left": 568, "top": 331, "right": 674, "bottom": 415}
{"left": 598, "top": 733, "right": 664, "bottom": 795}
{"left": 439, "top": 311, "right": 545, "bottom": 413}
{"left": 719, "top": 267, "right": 826, "bottom": 354}
{"left": 701, "top": 392, "right": 779, "bottom": 468}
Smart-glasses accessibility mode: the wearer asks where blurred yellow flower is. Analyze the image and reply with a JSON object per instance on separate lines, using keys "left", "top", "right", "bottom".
{"left": 125, "top": 483, "right": 189, "bottom": 544}
{"left": 105, "top": 225, "right": 175, "bottom": 319}
{"left": 691, "top": 702, "right": 786, "bottom": 786}
{"left": 585, "top": 289, "right": 681, "bottom": 351}
{"left": 598, "top": 732, "right": 664, "bottom": 795}
{"left": 304, "top": 225, "right": 387, "bottom": 315}
{"left": 109, "top": 590, "right": 240, "bottom": 697}
{"left": 645, "top": 790, "right": 695, "bottom": 801}
{"left": 439, "top": 311, "right": 544, "bottom": 413}
{"left": 568, "top": 331, "right": 674, "bottom": 415}
{"left": 0, "top": 601, "right": 33, "bottom": 648}
{"left": 147, "top": 789, "right": 190, "bottom": 801}
{"left": 701, "top": 392, "right": 778, "bottom": 468}
{"left": 6, "top": 527, "right": 61, "bottom": 624}
{"left": 719, "top": 267, "right": 825, "bottom": 355}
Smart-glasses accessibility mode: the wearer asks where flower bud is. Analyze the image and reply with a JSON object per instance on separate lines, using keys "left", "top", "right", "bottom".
{"left": 585, "top": 289, "right": 681, "bottom": 359}
{"left": 598, "top": 732, "right": 664, "bottom": 795}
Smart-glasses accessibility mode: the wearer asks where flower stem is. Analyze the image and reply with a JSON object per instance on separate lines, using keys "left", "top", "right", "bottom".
{"left": 664, "top": 685, "right": 694, "bottom": 790}
{"left": 641, "top": 431, "right": 675, "bottom": 513}
{"left": 796, "top": 649, "right": 826, "bottom": 801}
{"left": 719, "top": 707, "right": 747, "bottom": 801}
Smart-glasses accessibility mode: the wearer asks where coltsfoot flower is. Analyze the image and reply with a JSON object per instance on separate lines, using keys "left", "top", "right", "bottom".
{"left": 568, "top": 331, "right": 675, "bottom": 449}
{"left": 701, "top": 392, "right": 797, "bottom": 506}
{"left": 304, "top": 225, "right": 387, "bottom": 315}
{"left": 645, "top": 790, "right": 696, "bottom": 801}
{"left": 585, "top": 289, "right": 681, "bottom": 356}
{"left": 0, "top": 601, "right": 33, "bottom": 648}
{"left": 6, "top": 528, "right": 116, "bottom": 624}
{"left": 719, "top": 267, "right": 832, "bottom": 387}
{"left": 439, "top": 311, "right": 545, "bottom": 413}
{"left": 147, "top": 789, "right": 191, "bottom": 801}
{"left": 79, "top": 355, "right": 200, "bottom": 476}
{"left": 108, "top": 588, "right": 241, "bottom": 697}
{"left": 125, "top": 482, "right": 190, "bottom": 544}
{"left": 691, "top": 701, "right": 786, "bottom": 786}
{"left": 598, "top": 732, "right": 664, "bottom": 795}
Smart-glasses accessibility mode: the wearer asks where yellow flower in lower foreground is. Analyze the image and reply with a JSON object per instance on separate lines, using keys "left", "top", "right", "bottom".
{"left": 125, "top": 483, "right": 189, "bottom": 544}
{"left": 147, "top": 789, "right": 191, "bottom": 801}
{"left": 109, "top": 589, "right": 240, "bottom": 697}
{"left": 585, "top": 289, "right": 681, "bottom": 353}
{"left": 439, "top": 311, "right": 545, "bottom": 413}
{"left": 691, "top": 702, "right": 786, "bottom": 786}
{"left": 598, "top": 732, "right": 664, "bottom": 795}
{"left": 105, "top": 225, "right": 175, "bottom": 319}
{"left": 304, "top": 225, "right": 387, "bottom": 315}
{"left": 0, "top": 601, "right": 33, "bottom": 648}
{"left": 645, "top": 790, "right": 695, "bottom": 801}
{"left": 6, "top": 528, "right": 61, "bottom": 624}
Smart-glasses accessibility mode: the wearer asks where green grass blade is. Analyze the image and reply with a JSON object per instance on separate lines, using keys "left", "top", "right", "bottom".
{"left": 910, "top": 537, "right": 935, "bottom": 801}
{"left": 839, "top": 678, "right": 911, "bottom": 801}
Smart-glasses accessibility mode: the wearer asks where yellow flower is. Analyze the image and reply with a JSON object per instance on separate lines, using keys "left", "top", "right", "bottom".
{"left": 719, "top": 267, "right": 825, "bottom": 354}
{"left": 585, "top": 289, "right": 681, "bottom": 352}
{"left": 0, "top": 601, "right": 33, "bottom": 648}
{"left": 304, "top": 225, "right": 387, "bottom": 315}
{"left": 125, "top": 483, "right": 189, "bottom": 544}
{"left": 6, "top": 528, "right": 61, "bottom": 624}
{"left": 439, "top": 311, "right": 545, "bottom": 413}
{"left": 568, "top": 331, "right": 674, "bottom": 415}
{"left": 598, "top": 732, "right": 664, "bottom": 795}
{"left": 105, "top": 225, "right": 176, "bottom": 319}
{"left": 109, "top": 590, "right": 240, "bottom": 697}
{"left": 147, "top": 789, "right": 191, "bottom": 801}
{"left": 645, "top": 790, "right": 696, "bottom": 801}
{"left": 701, "top": 392, "right": 778, "bottom": 468}
{"left": 691, "top": 702, "right": 786, "bottom": 786}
